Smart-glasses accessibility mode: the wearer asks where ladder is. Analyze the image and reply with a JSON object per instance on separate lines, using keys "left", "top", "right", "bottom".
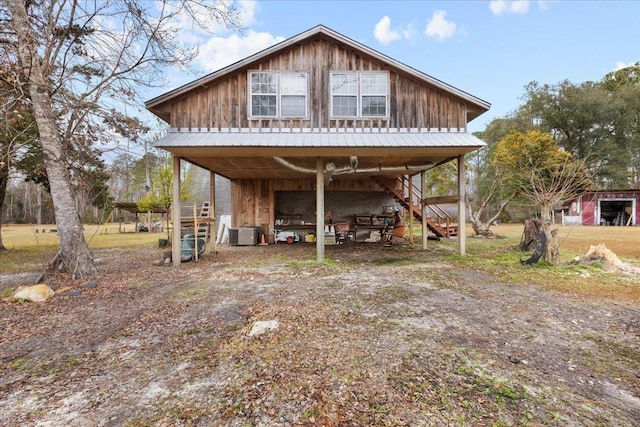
{"left": 200, "top": 201, "right": 211, "bottom": 217}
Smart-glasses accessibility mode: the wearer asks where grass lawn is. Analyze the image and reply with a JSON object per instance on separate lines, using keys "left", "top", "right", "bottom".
{"left": 0, "top": 223, "right": 164, "bottom": 274}
{"left": 2, "top": 222, "right": 639, "bottom": 274}
{"left": 2, "top": 222, "right": 639, "bottom": 304}
{"left": 491, "top": 223, "right": 640, "bottom": 261}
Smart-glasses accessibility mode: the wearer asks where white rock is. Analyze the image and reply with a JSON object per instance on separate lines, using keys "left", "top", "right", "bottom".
{"left": 248, "top": 320, "right": 279, "bottom": 337}
{"left": 12, "top": 284, "right": 55, "bottom": 302}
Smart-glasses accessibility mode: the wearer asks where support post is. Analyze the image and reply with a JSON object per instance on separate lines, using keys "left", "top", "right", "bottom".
{"left": 421, "top": 170, "right": 427, "bottom": 249}
{"left": 457, "top": 154, "right": 466, "bottom": 256}
{"left": 408, "top": 174, "right": 414, "bottom": 244}
{"left": 210, "top": 171, "right": 217, "bottom": 253}
{"left": 172, "top": 155, "right": 182, "bottom": 266}
{"left": 315, "top": 158, "right": 325, "bottom": 263}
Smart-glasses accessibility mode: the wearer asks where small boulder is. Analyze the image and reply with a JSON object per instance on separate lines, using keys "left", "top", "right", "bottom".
{"left": 80, "top": 282, "right": 98, "bottom": 290}
{"left": 12, "top": 284, "right": 55, "bottom": 302}
{"left": 57, "top": 290, "right": 82, "bottom": 297}
{"left": 248, "top": 320, "right": 279, "bottom": 337}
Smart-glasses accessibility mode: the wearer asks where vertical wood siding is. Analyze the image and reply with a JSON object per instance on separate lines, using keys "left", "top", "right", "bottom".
{"left": 233, "top": 178, "right": 383, "bottom": 230}
{"left": 167, "top": 36, "right": 471, "bottom": 131}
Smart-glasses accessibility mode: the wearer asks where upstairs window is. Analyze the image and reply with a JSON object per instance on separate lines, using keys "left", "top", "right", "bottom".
{"left": 250, "top": 72, "right": 276, "bottom": 116}
{"left": 249, "top": 71, "right": 308, "bottom": 118}
{"left": 330, "top": 72, "right": 388, "bottom": 118}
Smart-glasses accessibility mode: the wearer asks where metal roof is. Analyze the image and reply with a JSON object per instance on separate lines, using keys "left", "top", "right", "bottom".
{"left": 153, "top": 129, "right": 486, "bottom": 179}
{"left": 155, "top": 128, "right": 486, "bottom": 149}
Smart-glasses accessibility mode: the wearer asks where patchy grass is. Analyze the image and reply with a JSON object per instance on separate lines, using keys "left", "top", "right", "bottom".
{"left": 0, "top": 223, "right": 163, "bottom": 273}
{"left": 492, "top": 223, "right": 640, "bottom": 261}
{"left": 439, "top": 226, "right": 640, "bottom": 304}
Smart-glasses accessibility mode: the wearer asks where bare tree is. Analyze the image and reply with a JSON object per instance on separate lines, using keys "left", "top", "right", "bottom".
{"left": 2, "top": 0, "right": 241, "bottom": 278}
{"left": 468, "top": 179, "right": 515, "bottom": 237}
{"left": 493, "top": 131, "right": 593, "bottom": 264}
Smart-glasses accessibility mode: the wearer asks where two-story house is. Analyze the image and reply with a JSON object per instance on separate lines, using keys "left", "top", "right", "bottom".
{"left": 145, "top": 25, "right": 490, "bottom": 264}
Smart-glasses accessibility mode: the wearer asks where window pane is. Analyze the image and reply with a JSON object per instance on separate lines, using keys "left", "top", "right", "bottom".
{"left": 251, "top": 73, "right": 276, "bottom": 94}
{"left": 331, "top": 73, "right": 357, "bottom": 95}
{"left": 361, "top": 73, "right": 387, "bottom": 95}
{"left": 332, "top": 95, "right": 357, "bottom": 116}
{"left": 362, "top": 96, "right": 386, "bottom": 116}
{"left": 261, "top": 82, "right": 276, "bottom": 94}
{"left": 281, "top": 73, "right": 307, "bottom": 96}
{"left": 251, "top": 95, "right": 276, "bottom": 116}
{"left": 281, "top": 95, "right": 306, "bottom": 117}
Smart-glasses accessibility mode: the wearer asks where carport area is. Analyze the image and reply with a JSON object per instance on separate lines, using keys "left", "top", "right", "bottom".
{"left": 159, "top": 129, "right": 481, "bottom": 264}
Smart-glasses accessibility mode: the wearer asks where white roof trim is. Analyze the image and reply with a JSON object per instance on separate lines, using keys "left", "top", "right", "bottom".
{"left": 146, "top": 25, "right": 490, "bottom": 111}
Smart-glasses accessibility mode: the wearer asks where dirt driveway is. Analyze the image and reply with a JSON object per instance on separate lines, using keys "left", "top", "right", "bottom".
{"left": 1, "top": 242, "right": 639, "bottom": 426}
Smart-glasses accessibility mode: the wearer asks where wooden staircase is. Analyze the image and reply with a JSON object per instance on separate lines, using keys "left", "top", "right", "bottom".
{"left": 371, "top": 176, "right": 458, "bottom": 238}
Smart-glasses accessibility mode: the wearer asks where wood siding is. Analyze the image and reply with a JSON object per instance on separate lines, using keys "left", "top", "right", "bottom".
{"left": 168, "top": 36, "right": 469, "bottom": 131}
{"left": 232, "top": 177, "right": 383, "bottom": 238}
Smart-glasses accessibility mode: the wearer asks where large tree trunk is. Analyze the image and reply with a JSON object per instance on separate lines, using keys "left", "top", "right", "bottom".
{"left": 0, "top": 159, "right": 7, "bottom": 251}
{"left": 8, "top": 0, "right": 97, "bottom": 278}
{"left": 540, "top": 202, "right": 559, "bottom": 264}
{"left": 520, "top": 217, "right": 559, "bottom": 265}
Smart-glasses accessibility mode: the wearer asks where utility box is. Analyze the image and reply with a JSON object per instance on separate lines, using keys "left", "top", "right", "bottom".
{"left": 238, "top": 226, "right": 260, "bottom": 246}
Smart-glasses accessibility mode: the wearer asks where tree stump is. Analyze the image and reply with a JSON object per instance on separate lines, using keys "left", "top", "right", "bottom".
{"left": 519, "top": 219, "right": 543, "bottom": 251}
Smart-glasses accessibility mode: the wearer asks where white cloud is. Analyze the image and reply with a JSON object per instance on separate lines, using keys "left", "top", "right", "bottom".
{"left": 237, "top": 0, "right": 259, "bottom": 27}
{"left": 162, "top": 0, "right": 261, "bottom": 46}
{"left": 373, "top": 16, "right": 418, "bottom": 45}
{"left": 402, "top": 22, "right": 417, "bottom": 40}
{"left": 489, "top": 0, "right": 530, "bottom": 15}
{"left": 374, "top": 16, "right": 401, "bottom": 45}
{"left": 614, "top": 61, "right": 633, "bottom": 71}
{"left": 196, "top": 30, "right": 285, "bottom": 72}
{"left": 490, "top": 0, "right": 555, "bottom": 15}
{"left": 425, "top": 10, "right": 459, "bottom": 41}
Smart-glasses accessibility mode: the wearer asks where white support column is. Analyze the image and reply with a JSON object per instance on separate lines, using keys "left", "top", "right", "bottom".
{"left": 421, "top": 170, "right": 428, "bottom": 250}
{"left": 172, "top": 155, "right": 182, "bottom": 266}
{"left": 457, "top": 154, "right": 466, "bottom": 256}
{"left": 316, "top": 158, "right": 325, "bottom": 263}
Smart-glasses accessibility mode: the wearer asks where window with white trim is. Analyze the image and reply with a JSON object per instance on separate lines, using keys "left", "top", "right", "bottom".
{"left": 330, "top": 72, "right": 388, "bottom": 118}
{"left": 249, "top": 71, "right": 308, "bottom": 118}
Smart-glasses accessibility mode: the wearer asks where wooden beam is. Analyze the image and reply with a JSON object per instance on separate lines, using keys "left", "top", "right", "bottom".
{"left": 421, "top": 170, "right": 427, "bottom": 249}
{"left": 457, "top": 154, "right": 466, "bottom": 256}
{"left": 210, "top": 171, "right": 216, "bottom": 253}
{"left": 423, "top": 195, "right": 460, "bottom": 205}
{"left": 316, "top": 158, "right": 325, "bottom": 262}
{"left": 408, "top": 175, "right": 414, "bottom": 243}
{"left": 172, "top": 155, "right": 182, "bottom": 266}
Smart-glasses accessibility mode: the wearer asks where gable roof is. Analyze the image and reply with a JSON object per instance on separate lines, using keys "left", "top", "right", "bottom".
{"left": 145, "top": 25, "right": 490, "bottom": 115}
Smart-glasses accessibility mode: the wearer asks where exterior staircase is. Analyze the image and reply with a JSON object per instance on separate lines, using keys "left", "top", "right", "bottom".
{"left": 371, "top": 176, "right": 458, "bottom": 238}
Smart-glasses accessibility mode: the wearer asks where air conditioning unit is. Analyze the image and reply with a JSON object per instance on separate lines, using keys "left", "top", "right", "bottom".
{"left": 238, "top": 226, "right": 260, "bottom": 246}
{"left": 228, "top": 228, "right": 239, "bottom": 246}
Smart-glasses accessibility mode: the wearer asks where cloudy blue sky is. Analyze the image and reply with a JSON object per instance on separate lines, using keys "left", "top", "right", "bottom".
{"left": 146, "top": 0, "right": 640, "bottom": 133}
